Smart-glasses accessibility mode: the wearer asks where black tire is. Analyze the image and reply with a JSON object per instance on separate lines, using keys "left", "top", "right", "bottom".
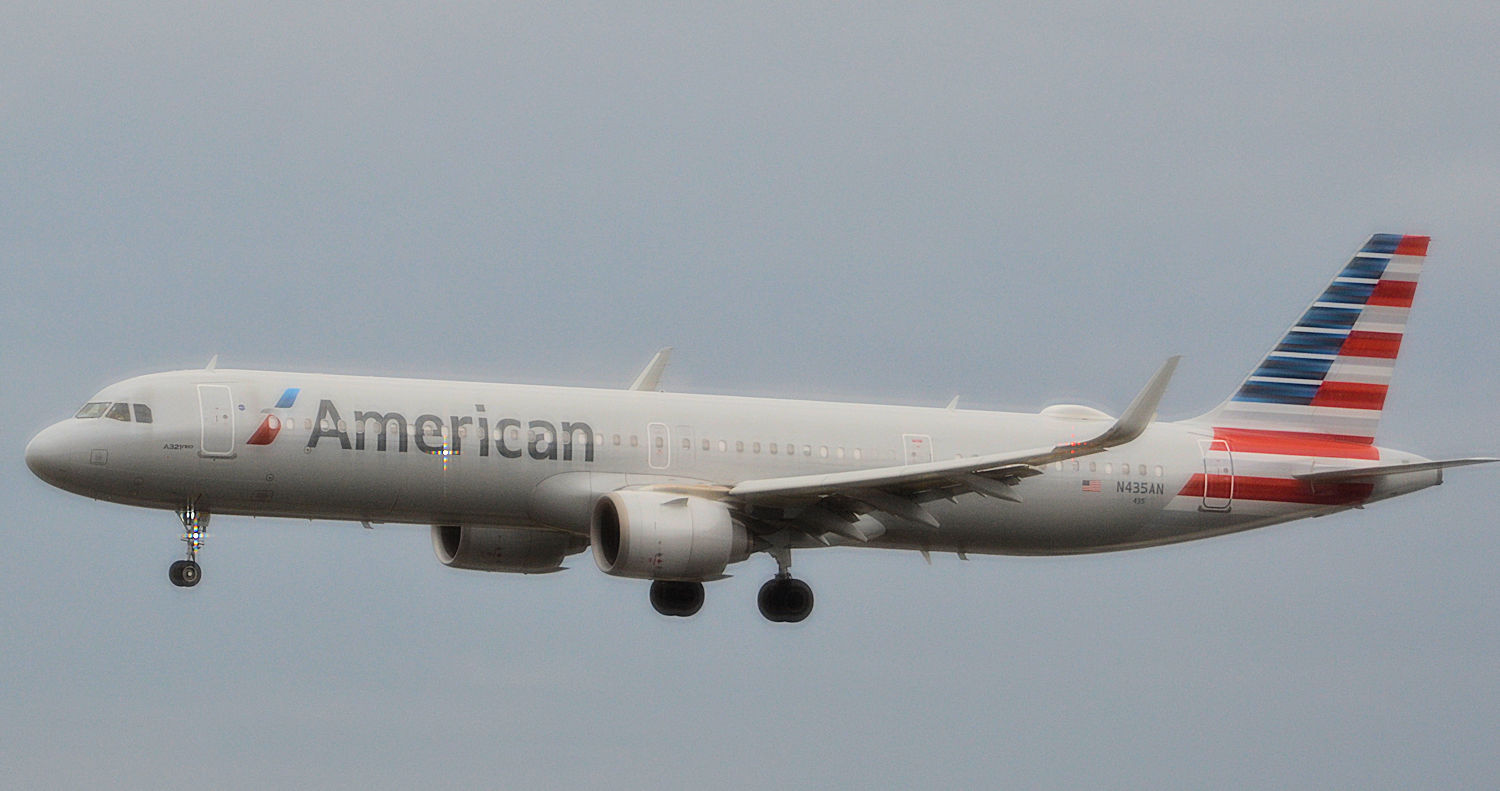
{"left": 170, "top": 560, "right": 201, "bottom": 588}
{"left": 674, "top": 581, "right": 704, "bottom": 617}
{"left": 758, "top": 578, "right": 814, "bottom": 623}
{"left": 779, "top": 578, "right": 813, "bottom": 623}
{"left": 758, "top": 578, "right": 786, "bottom": 622}
{"left": 650, "top": 580, "right": 704, "bottom": 617}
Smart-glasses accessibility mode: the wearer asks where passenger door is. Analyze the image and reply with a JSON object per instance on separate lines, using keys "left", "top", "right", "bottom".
{"left": 198, "top": 384, "right": 236, "bottom": 457}
{"left": 1200, "top": 439, "right": 1233, "bottom": 511}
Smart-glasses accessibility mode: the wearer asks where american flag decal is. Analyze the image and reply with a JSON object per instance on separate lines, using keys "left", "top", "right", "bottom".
{"left": 1081, "top": 480, "right": 1102, "bottom": 493}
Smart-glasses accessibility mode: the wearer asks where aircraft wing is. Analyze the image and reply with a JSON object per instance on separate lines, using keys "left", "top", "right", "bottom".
{"left": 1294, "top": 457, "right": 1498, "bottom": 483}
{"left": 723, "top": 357, "right": 1179, "bottom": 538}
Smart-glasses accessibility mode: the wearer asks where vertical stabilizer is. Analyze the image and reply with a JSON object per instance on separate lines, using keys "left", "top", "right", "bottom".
{"left": 1192, "top": 234, "right": 1429, "bottom": 445}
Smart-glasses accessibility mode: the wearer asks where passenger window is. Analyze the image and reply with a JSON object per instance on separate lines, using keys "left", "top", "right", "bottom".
{"left": 1155, "top": 465, "right": 1164, "bottom": 477}
{"left": 1104, "top": 463, "right": 1113, "bottom": 474}
{"left": 837, "top": 447, "right": 845, "bottom": 459}
{"left": 612, "top": 434, "right": 621, "bottom": 446}
{"left": 681, "top": 438, "right": 690, "bottom": 450}
{"left": 1139, "top": 465, "right": 1147, "bottom": 476}
{"left": 769, "top": 443, "right": 778, "bottom": 455}
{"left": 630, "top": 435, "right": 639, "bottom": 447}
{"left": 819, "top": 446, "right": 829, "bottom": 458}
{"left": 1122, "top": 463, "right": 1130, "bottom": 476}
{"left": 105, "top": 402, "right": 131, "bottom": 421}
{"left": 1090, "top": 461, "right": 1097, "bottom": 472}
{"left": 702, "top": 439, "right": 710, "bottom": 451}
{"left": 75, "top": 402, "right": 110, "bottom": 419}
{"left": 803, "top": 445, "right": 811, "bottom": 457}
{"left": 752, "top": 442, "right": 761, "bottom": 454}
{"left": 853, "top": 448, "right": 862, "bottom": 460}
{"left": 719, "top": 440, "right": 728, "bottom": 453}
{"left": 1071, "top": 460, "right": 1080, "bottom": 471}
{"left": 735, "top": 441, "right": 744, "bottom": 453}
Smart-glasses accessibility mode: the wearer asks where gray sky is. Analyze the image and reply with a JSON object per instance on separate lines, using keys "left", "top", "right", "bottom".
{"left": 4, "top": 3, "right": 1499, "bottom": 788}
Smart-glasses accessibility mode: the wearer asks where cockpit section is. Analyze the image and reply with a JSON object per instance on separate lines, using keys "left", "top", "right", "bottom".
{"left": 75, "top": 401, "right": 153, "bottom": 423}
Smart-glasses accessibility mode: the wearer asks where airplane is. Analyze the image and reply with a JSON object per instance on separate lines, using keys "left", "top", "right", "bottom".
{"left": 24, "top": 234, "right": 1495, "bottom": 622}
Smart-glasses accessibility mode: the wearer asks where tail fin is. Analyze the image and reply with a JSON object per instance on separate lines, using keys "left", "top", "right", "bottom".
{"left": 1193, "top": 234, "right": 1429, "bottom": 445}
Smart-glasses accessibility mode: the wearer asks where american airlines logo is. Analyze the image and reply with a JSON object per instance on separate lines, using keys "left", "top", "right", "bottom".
{"left": 245, "top": 388, "right": 300, "bottom": 446}
{"left": 289, "top": 396, "right": 596, "bottom": 462}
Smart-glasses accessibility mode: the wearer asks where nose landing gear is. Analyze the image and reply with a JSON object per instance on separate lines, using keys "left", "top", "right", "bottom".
{"left": 169, "top": 503, "right": 208, "bottom": 588}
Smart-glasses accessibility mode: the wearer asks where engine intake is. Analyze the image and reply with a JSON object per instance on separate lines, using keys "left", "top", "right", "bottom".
{"left": 431, "top": 525, "right": 582, "bottom": 574}
{"left": 591, "top": 491, "right": 751, "bottom": 580}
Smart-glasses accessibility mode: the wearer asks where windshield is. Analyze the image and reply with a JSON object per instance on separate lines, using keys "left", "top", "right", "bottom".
{"left": 74, "top": 402, "right": 110, "bottom": 419}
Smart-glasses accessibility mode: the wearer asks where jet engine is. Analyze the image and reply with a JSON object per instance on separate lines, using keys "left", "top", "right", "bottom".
{"left": 590, "top": 490, "right": 752, "bottom": 580}
{"left": 431, "top": 525, "right": 584, "bottom": 574}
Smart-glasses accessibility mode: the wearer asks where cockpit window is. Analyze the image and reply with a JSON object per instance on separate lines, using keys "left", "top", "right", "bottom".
{"left": 75, "top": 402, "right": 110, "bottom": 419}
{"left": 133, "top": 404, "right": 153, "bottom": 424}
{"left": 105, "top": 402, "right": 132, "bottom": 422}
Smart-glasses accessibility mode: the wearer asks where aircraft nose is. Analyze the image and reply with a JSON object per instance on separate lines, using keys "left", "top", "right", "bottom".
{"left": 25, "top": 423, "right": 72, "bottom": 486}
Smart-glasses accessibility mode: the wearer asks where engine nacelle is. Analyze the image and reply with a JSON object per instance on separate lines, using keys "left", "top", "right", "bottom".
{"left": 431, "top": 525, "right": 583, "bottom": 574}
{"left": 591, "top": 491, "right": 752, "bottom": 580}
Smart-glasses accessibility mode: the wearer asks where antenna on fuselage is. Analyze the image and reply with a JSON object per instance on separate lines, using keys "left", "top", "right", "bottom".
{"left": 205, "top": 354, "right": 219, "bottom": 371}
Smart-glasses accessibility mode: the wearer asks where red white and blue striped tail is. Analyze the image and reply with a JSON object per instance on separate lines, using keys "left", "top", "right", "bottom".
{"left": 1193, "top": 233, "right": 1429, "bottom": 446}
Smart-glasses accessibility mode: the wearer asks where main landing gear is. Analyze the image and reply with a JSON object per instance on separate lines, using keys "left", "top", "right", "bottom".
{"left": 650, "top": 580, "right": 705, "bottom": 617}
{"left": 646, "top": 549, "right": 814, "bottom": 622}
{"left": 169, "top": 503, "right": 208, "bottom": 588}
{"left": 757, "top": 546, "right": 813, "bottom": 623}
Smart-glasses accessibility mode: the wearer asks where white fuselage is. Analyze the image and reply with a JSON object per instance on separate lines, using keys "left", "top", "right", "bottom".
{"left": 24, "top": 368, "right": 1441, "bottom": 557}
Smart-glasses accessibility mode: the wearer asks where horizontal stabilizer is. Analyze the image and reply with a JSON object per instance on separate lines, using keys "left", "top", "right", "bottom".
{"left": 1295, "top": 457, "right": 1498, "bottom": 483}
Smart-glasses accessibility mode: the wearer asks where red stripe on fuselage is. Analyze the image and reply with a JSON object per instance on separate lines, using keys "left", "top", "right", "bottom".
{"left": 1213, "top": 428, "right": 1380, "bottom": 458}
{"left": 1367, "top": 279, "right": 1416, "bottom": 308}
{"left": 1177, "top": 474, "right": 1373, "bottom": 505}
{"left": 1338, "top": 331, "right": 1402, "bottom": 359}
{"left": 1311, "top": 381, "right": 1388, "bottom": 410}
